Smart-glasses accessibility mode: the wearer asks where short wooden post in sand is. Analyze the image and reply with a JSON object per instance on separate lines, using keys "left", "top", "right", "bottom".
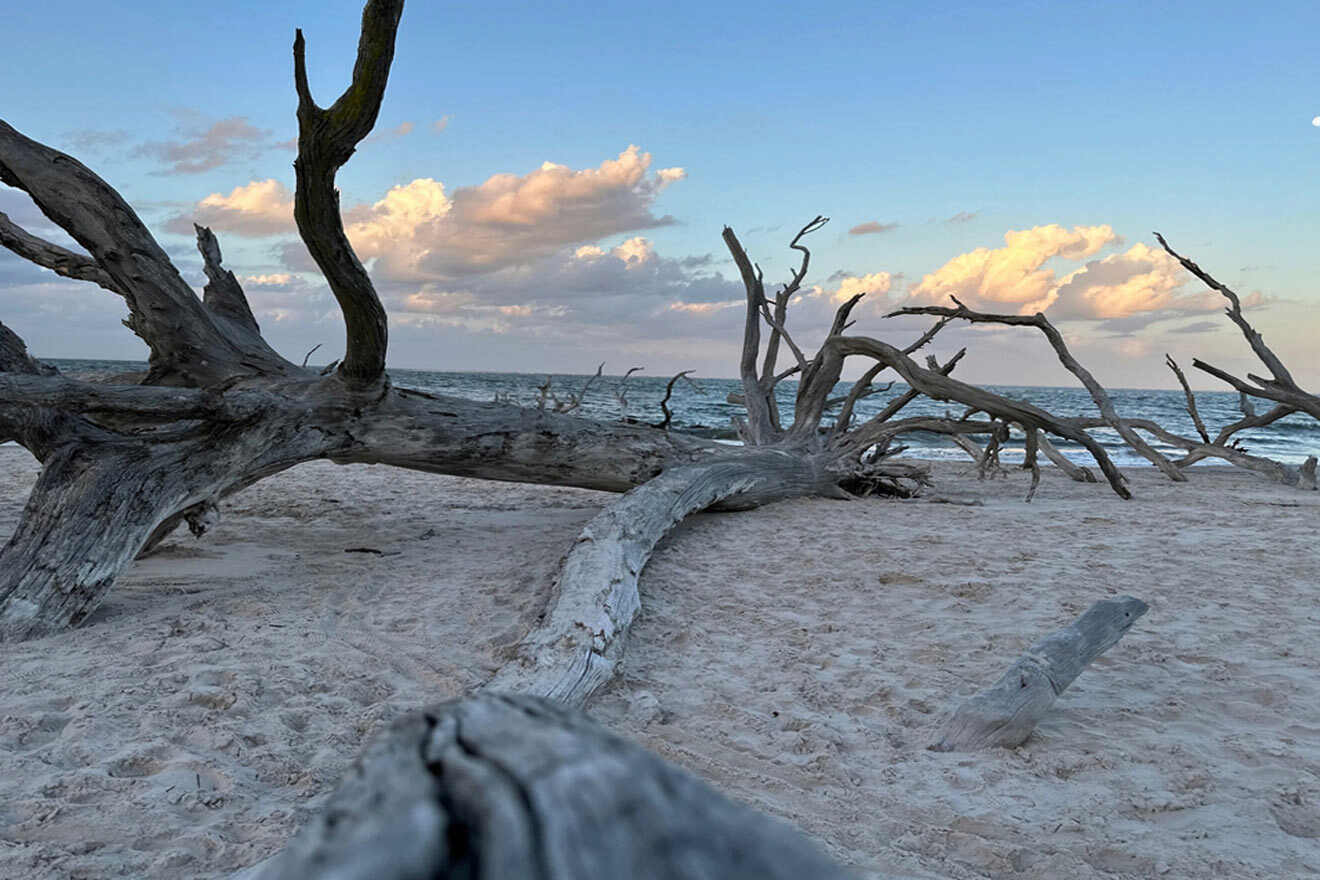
{"left": 933, "top": 595, "right": 1148, "bottom": 752}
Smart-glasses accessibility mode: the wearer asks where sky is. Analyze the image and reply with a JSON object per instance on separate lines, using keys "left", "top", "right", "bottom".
{"left": 1, "top": 0, "right": 1317, "bottom": 390}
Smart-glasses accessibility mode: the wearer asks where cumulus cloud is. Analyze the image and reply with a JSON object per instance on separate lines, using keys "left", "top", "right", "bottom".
{"left": 345, "top": 145, "right": 685, "bottom": 279}
{"left": 133, "top": 114, "right": 273, "bottom": 175}
{"left": 905, "top": 224, "right": 1118, "bottom": 313}
{"left": 164, "top": 179, "right": 296, "bottom": 237}
{"left": 848, "top": 221, "right": 899, "bottom": 236}
{"left": 242, "top": 273, "right": 297, "bottom": 288}
{"left": 1049, "top": 242, "right": 1215, "bottom": 320}
{"left": 899, "top": 227, "right": 1271, "bottom": 331}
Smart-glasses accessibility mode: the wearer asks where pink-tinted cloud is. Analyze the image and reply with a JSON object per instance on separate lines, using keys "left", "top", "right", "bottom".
{"left": 346, "top": 146, "right": 685, "bottom": 279}
{"left": 905, "top": 224, "right": 1118, "bottom": 312}
{"left": 133, "top": 115, "right": 273, "bottom": 175}
{"left": 363, "top": 121, "right": 415, "bottom": 145}
{"left": 164, "top": 179, "right": 295, "bottom": 237}
{"left": 848, "top": 221, "right": 899, "bottom": 236}
{"left": 1049, "top": 242, "right": 1259, "bottom": 320}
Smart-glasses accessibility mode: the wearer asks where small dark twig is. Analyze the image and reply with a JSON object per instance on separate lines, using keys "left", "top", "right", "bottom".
{"left": 1165, "top": 354, "right": 1210, "bottom": 444}
{"left": 653, "top": 370, "right": 698, "bottom": 430}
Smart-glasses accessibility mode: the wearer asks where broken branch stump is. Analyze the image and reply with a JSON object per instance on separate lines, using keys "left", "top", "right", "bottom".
{"left": 933, "top": 595, "right": 1148, "bottom": 751}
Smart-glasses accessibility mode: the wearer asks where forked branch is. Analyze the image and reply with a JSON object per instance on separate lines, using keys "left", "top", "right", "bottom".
{"left": 1155, "top": 233, "right": 1319, "bottom": 422}
{"left": 292, "top": 0, "right": 405, "bottom": 384}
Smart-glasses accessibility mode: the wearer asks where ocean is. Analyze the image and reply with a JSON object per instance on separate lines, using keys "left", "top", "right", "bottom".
{"left": 43, "top": 359, "right": 1319, "bottom": 468}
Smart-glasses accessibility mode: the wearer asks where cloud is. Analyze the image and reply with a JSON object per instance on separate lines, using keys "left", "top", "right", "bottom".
{"left": 63, "top": 129, "right": 132, "bottom": 153}
{"left": 898, "top": 227, "right": 1270, "bottom": 330}
{"left": 133, "top": 114, "right": 274, "bottom": 175}
{"left": 364, "top": 121, "right": 415, "bottom": 145}
{"left": 1167, "top": 320, "right": 1223, "bottom": 334}
{"left": 848, "top": 221, "right": 899, "bottom": 236}
{"left": 1050, "top": 242, "right": 1267, "bottom": 324}
{"left": 432, "top": 116, "right": 451, "bottom": 134}
{"left": 1048, "top": 242, "right": 1209, "bottom": 320}
{"left": 164, "top": 179, "right": 295, "bottom": 237}
{"left": 905, "top": 224, "right": 1118, "bottom": 313}
{"left": 944, "top": 211, "right": 978, "bottom": 224}
{"left": 242, "top": 273, "right": 297, "bottom": 288}
{"left": 344, "top": 145, "right": 685, "bottom": 279}
{"left": 369, "top": 234, "right": 743, "bottom": 341}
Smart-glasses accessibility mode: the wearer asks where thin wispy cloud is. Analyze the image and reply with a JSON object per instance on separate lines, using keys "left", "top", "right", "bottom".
{"left": 63, "top": 129, "right": 132, "bottom": 153}
{"left": 364, "top": 121, "right": 415, "bottom": 145}
{"left": 432, "top": 116, "right": 451, "bottom": 134}
{"left": 133, "top": 112, "right": 273, "bottom": 175}
{"left": 943, "top": 210, "right": 978, "bottom": 224}
{"left": 1167, "top": 320, "right": 1223, "bottom": 334}
{"left": 848, "top": 221, "right": 899, "bottom": 236}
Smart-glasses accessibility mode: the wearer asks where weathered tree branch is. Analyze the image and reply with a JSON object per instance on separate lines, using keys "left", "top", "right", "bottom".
{"left": 0, "top": 210, "right": 120, "bottom": 294}
{"left": 292, "top": 0, "right": 404, "bottom": 385}
{"left": 484, "top": 454, "right": 841, "bottom": 707}
{"left": 934, "top": 596, "right": 1149, "bottom": 751}
{"left": 0, "top": 321, "right": 56, "bottom": 377}
{"left": 0, "top": 122, "right": 295, "bottom": 385}
{"left": 1165, "top": 353, "right": 1210, "bottom": 444}
{"left": 1154, "top": 233, "right": 1319, "bottom": 422}
{"left": 239, "top": 694, "right": 851, "bottom": 880}
{"left": 1037, "top": 434, "right": 1097, "bottom": 483}
{"left": 722, "top": 226, "right": 778, "bottom": 444}
{"left": 195, "top": 224, "right": 261, "bottom": 335}
{"left": 889, "top": 299, "right": 1187, "bottom": 482}
{"left": 822, "top": 335, "right": 1132, "bottom": 498}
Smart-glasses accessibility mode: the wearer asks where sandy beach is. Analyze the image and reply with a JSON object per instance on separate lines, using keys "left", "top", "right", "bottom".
{"left": 1, "top": 444, "right": 1318, "bottom": 878}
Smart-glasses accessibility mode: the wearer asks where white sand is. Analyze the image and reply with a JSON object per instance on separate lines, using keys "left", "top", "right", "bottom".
{"left": 1, "top": 445, "right": 1318, "bottom": 878}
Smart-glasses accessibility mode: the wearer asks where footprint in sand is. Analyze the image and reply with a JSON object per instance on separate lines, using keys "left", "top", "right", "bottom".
{"left": 1271, "top": 791, "right": 1320, "bottom": 838}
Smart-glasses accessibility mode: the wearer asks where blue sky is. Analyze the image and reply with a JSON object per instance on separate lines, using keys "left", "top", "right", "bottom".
{"left": 2, "top": 0, "right": 1317, "bottom": 389}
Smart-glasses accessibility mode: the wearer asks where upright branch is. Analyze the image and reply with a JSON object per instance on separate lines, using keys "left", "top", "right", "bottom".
{"left": 1155, "top": 233, "right": 1320, "bottom": 421}
{"left": 1165, "top": 354, "right": 1211, "bottom": 444}
{"left": 722, "top": 226, "right": 776, "bottom": 443}
{"left": 195, "top": 224, "right": 261, "bottom": 335}
{"left": 292, "top": 0, "right": 404, "bottom": 385}
{"left": 652, "top": 370, "right": 697, "bottom": 430}
{"left": 722, "top": 216, "right": 829, "bottom": 445}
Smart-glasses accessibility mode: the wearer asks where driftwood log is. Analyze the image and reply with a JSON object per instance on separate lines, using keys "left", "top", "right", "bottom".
{"left": 236, "top": 693, "right": 853, "bottom": 880}
{"left": 933, "top": 595, "right": 1149, "bottom": 751}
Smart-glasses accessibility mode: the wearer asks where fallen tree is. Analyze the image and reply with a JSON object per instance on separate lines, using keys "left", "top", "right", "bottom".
{"left": 4, "top": 0, "right": 1316, "bottom": 876}
{"left": 0, "top": 0, "right": 1137, "bottom": 642}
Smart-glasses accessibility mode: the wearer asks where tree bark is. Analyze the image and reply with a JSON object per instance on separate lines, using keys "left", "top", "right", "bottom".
{"left": 237, "top": 693, "right": 852, "bottom": 880}
{"left": 484, "top": 454, "right": 842, "bottom": 707}
{"left": 933, "top": 596, "right": 1148, "bottom": 751}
